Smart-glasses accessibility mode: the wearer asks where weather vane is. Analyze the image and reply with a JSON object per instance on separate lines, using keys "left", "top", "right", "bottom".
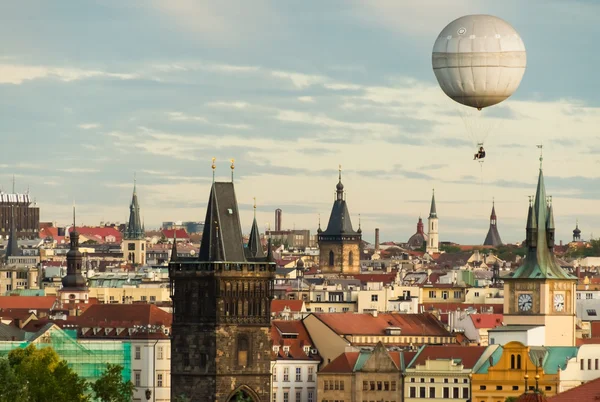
{"left": 537, "top": 144, "right": 543, "bottom": 168}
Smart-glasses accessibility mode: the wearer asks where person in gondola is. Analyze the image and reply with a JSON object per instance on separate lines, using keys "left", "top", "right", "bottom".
{"left": 474, "top": 146, "right": 486, "bottom": 160}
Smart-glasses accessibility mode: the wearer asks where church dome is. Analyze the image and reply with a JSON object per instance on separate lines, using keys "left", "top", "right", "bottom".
{"left": 336, "top": 181, "right": 344, "bottom": 192}
{"left": 407, "top": 232, "right": 427, "bottom": 250}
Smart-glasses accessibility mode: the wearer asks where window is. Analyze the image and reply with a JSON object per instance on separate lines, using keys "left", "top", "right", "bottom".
{"left": 429, "top": 387, "right": 436, "bottom": 398}
{"left": 443, "top": 387, "right": 449, "bottom": 398}
{"left": 444, "top": 379, "right": 448, "bottom": 383}
{"left": 157, "top": 346, "right": 163, "bottom": 359}
{"left": 419, "top": 387, "right": 426, "bottom": 398}
{"left": 587, "top": 309, "right": 597, "bottom": 316}
{"left": 581, "top": 359, "right": 585, "bottom": 370}
{"left": 273, "top": 392, "right": 277, "bottom": 402}
{"left": 135, "top": 346, "right": 141, "bottom": 360}
{"left": 454, "top": 291, "right": 462, "bottom": 299}
{"left": 479, "top": 385, "right": 487, "bottom": 390}
{"left": 349, "top": 251, "right": 354, "bottom": 266}
{"left": 453, "top": 378, "right": 458, "bottom": 383}
{"left": 587, "top": 293, "right": 594, "bottom": 300}
{"left": 496, "top": 385, "right": 502, "bottom": 390}
{"left": 141, "top": 295, "right": 147, "bottom": 301}
{"left": 308, "top": 367, "right": 314, "bottom": 381}
{"left": 342, "top": 307, "right": 349, "bottom": 312}
{"left": 134, "top": 371, "right": 141, "bottom": 387}
{"left": 5, "top": 272, "right": 10, "bottom": 278}
{"left": 371, "top": 294, "right": 378, "bottom": 302}
{"left": 128, "top": 243, "right": 135, "bottom": 250}
{"left": 513, "top": 386, "right": 519, "bottom": 391}
{"left": 334, "top": 380, "right": 339, "bottom": 390}
{"left": 420, "top": 378, "right": 425, "bottom": 383}
{"left": 295, "top": 391, "right": 301, "bottom": 402}
{"left": 391, "top": 381, "right": 396, "bottom": 391}
{"left": 324, "top": 381, "right": 329, "bottom": 391}
{"left": 462, "top": 387, "right": 469, "bottom": 398}
{"left": 6, "top": 285, "right": 11, "bottom": 291}
{"left": 370, "top": 381, "right": 375, "bottom": 391}
{"left": 377, "top": 381, "right": 382, "bottom": 391}
{"left": 307, "top": 390, "right": 314, "bottom": 402}
{"left": 453, "top": 388, "right": 459, "bottom": 398}
{"left": 237, "top": 336, "right": 249, "bottom": 367}
{"left": 363, "top": 381, "right": 368, "bottom": 391}
{"left": 511, "top": 354, "right": 515, "bottom": 369}
{"left": 157, "top": 374, "right": 163, "bottom": 387}
{"left": 283, "top": 367, "right": 289, "bottom": 382}
{"left": 577, "top": 293, "right": 582, "bottom": 299}
{"left": 274, "top": 368, "right": 277, "bottom": 382}
{"left": 517, "top": 354, "right": 522, "bottom": 369}
{"left": 340, "top": 381, "right": 344, "bottom": 390}
{"left": 431, "top": 378, "right": 435, "bottom": 383}
{"left": 150, "top": 295, "right": 156, "bottom": 302}
{"left": 428, "top": 290, "right": 436, "bottom": 298}
{"left": 384, "top": 381, "right": 389, "bottom": 391}
{"left": 545, "top": 386, "right": 552, "bottom": 391}
{"left": 442, "top": 291, "right": 448, "bottom": 300}
{"left": 596, "top": 359, "right": 599, "bottom": 370}
{"left": 463, "top": 378, "right": 468, "bottom": 383}
{"left": 296, "top": 367, "right": 302, "bottom": 381}
{"left": 410, "top": 378, "right": 415, "bottom": 383}
{"left": 409, "top": 387, "right": 416, "bottom": 398}
{"left": 283, "top": 391, "right": 289, "bottom": 402}
{"left": 589, "top": 359, "right": 592, "bottom": 370}
{"left": 474, "top": 291, "right": 480, "bottom": 297}
{"left": 328, "top": 251, "right": 334, "bottom": 266}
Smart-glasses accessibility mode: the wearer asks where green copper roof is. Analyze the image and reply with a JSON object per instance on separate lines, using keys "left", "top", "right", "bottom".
{"left": 124, "top": 182, "right": 144, "bottom": 240}
{"left": 475, "top": 345, "right": 503, "bottom": 374}
{"left": 504, "top": 168, "right": 576, "bottom": 281}
{"left": 539, "top": 346, "right": 578, "bottom": 374}
{"left": 354, "top": 350, "right": 372, "bottom": 371}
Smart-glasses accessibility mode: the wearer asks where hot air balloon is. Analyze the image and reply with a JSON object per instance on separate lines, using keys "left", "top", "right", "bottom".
{"left": 432, "top": 15, "right": 527, "bottom": 160}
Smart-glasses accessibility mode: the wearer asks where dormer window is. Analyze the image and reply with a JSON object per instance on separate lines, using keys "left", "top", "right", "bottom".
{"left": 273, "top": 346, "right": 280, "bottom": 353}
{"left": 303, "top": 346, "right": 310, "bottom": 354}
{"left": 283, "top": 346, "right": 290, "bottom": 355}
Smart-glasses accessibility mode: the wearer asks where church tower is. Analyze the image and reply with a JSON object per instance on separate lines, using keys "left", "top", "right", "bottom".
{"left": 317, "top": 167, "right": 361, "bottom": 274}
{"left": 59, "top": 208, "right": 89, "bottom": 304}
{"left": 169, "top": 164, "right": 275, "bottom": 402}
{"left": 483, "top": 200, "right": 503, "bottom": 246}
{"left": 426, "top": 190, "right": 439, "bottom": 253}
{"left": 502, "top": 154, "right": 577, "bottom": 347}
{"left": 121, "top": 179, "right": 146, "bottom": 265}
{"left": 573, "top": 221, "right": 581, "bottom": 242}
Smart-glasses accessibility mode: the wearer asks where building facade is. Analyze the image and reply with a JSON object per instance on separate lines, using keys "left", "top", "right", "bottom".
{"left": 169, "top": 180, "right": 276, "bottom": 401}
{"left": 0, "top": 192, "right": 39, "bottom": 239}
{"left": 317, "top": 168, "right": 361, "bottom": 275}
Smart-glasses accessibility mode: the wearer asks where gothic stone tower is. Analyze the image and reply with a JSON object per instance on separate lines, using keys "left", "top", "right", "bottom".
{"left": 121, "top": 180, "right": 146, "bottom": 265}
{"left": 502, "top": 158, "right": 577, "bottom": 347}
{"left": 426, "top": 190, "right": 439, "bottom": 254}
{"left": 169, "top": 181, "right": 275, "bottom": 402}
{"left": 317, "top": 168, "right": 361, "bottom": 275}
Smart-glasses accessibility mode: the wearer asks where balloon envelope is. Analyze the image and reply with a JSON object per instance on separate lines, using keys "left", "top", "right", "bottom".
{"left": 432, "top": 15, "right": 526, "bottom": 109}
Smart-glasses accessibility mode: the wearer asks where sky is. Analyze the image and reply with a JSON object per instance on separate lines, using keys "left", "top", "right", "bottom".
{"left": 1, "top": 0, "right": 600, "bottom": 245}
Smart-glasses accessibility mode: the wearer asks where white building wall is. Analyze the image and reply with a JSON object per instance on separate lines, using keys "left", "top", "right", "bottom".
{"left": 130, "top": 339, "right": 171, "bottom": 402}
{"left": 488, "top": 327, "right": 545, "bottom": 347}
{"left": 575, "top": 298, "right": 600, "bottom": 321}
{"left": 559, "top": 344, "right": 600, "bottom": 392}
{"left": 271, "top": 360, "right": 319, "bottom": 402}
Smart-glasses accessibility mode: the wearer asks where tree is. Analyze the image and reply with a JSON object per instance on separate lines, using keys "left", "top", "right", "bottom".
{"left": 505, "top": 397, "right": 518, "bottom": 402}
{"left": 7, "top": 344, "right": 89, "bottom": 402}
{"left": 232, "top": 390, "right": 254, "bottom": 402}
{"left": 91, "top": 363, "right": 135, "bottom": 402}
{"left": 0, "top": 358, "right": 29, "bottom": 402}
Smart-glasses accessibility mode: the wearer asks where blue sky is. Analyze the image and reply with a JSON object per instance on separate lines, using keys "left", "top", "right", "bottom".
{"left": 1, "top": 0, "right": 600, "bottom": 245}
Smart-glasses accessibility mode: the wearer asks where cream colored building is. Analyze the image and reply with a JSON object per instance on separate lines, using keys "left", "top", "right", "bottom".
{"left": 0, "top": 265, "right": 40, "bottom": 292}
{"left": 88, "top": 286, "right": 170, "bottom": 304}
{"left": 558, "top": 344, "right": 600, "bottom": 392}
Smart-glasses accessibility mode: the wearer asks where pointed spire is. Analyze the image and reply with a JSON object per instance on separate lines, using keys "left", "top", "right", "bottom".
{"left": 357, "top": 214, "right": 362, "bottom": 234}
{"left": 124, "top": 178, "right": 144, "bottom": 240}
{"left": 429, "top": 189, "right": 437, "bottom": 218}
{"left": 170, "top": 230, "right": 178, "bottom": 262}
{"left": 248, "top": 197, "right": 265, "bottom": 259}
{"left": 267, "top": 238, "right": 273, "bottom": 262}
{"left": 484, "top": 199, "right": 502, "bottom": 246}
{"left": 317, "top": 213, "right": 322, "bottom": 234}
{"left": 490, "top": 198, "right": 497, "bottom": 221}
{"left": 5, "top": 206, "right": 20, "bottom": 261}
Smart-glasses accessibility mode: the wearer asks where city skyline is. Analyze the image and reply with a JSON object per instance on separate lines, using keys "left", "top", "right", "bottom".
{"left": 2, "top": 1, "right": 599, "bottom": 244}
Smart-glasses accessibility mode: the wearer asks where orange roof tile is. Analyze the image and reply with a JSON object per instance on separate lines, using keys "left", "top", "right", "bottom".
{"left": 0, "top": 296, "right": 56, "bottom": 310}
{"left": 470, "top": 314, "right": 504, "bottom": 329}
{"left": 76, "top": 304, "right": 171, "bottom": 327}
{"left": 271, "top": 320, "right": 320, "bottom": 362}
{"left": 409, "top": 345, "right": 487, "bottom": 369}
{"left": 271, "top": 300, "right": 305, "bottom": 314}
{"left": 320, "top": 352, "right": 359, "bottom": 373}
{"left": 313, "top": 312, "right": 450, "bottom": 337}
{"left": 548, "top": 376, "right": 600, "bottom": 400}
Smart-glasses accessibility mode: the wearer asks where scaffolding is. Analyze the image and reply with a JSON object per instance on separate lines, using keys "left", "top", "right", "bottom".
{"left": 0, "top": 326, "right": 131, "bottom": 383}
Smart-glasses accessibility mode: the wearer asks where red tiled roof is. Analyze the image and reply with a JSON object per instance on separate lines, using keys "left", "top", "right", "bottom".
{"left": 39, "top": 227, "right": 66, "bottom": 244}
{"left": 68, "top": 226, "right": 122, "bottom": 243}
{"left": 0, "top": 296, "right": 56, "bottom": 310}
{"left": 313, "top": 312, "right": 450, "bottom": 337}
{"left": 518, "top": 393, "right": 548, "bottom": 402}
{"left": 548, "top": 376, "right": 600, "bottom": 400}
{"left": 76, "top": 304, "right": 172, "bottom": 327}
{"left": 409, "top": 345, "right": 487, "bottom": 369}
{"left": 591, "top": 322, "right": 600, "bottom": 338}
{"left": 351, "top": 273, "right": 397, "bottom": 285}
{"left": 576, "top": 338, "right": 600, "bottom": 346}
{"left": 320, "top": 352, "right": 359, "bottom": 373}
{"left": 161, "top": 229, "right": 189, "bottom": 239}
{"left": 271, "top": 320, "right": 320, "bottom": 362}
{"left": 271, "top": 300, "right": 304, "bottom": 314}
{"left": 470, "top": 314, "right": 504, "bottom": 329}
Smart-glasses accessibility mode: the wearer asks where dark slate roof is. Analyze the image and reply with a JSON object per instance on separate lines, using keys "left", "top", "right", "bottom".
{"left": 247, "top": 217, "right": 265, "bottom": 259}
{"left": 199, "top": 182, "right": 246, "bottom": 262}
{"left": 0, "top": 322, "right": 26, "bottom": 341}
{"left": 504, "top": 167, "right": 575, "bottom": 281}
{"left": 123, "top": 183, "right": 144, "bottom": 240}
{"left": 484, "top": 204, "right": 503, "bottom": 247}
{"left": 429, "top": 191, "right": 437, "bottom": 218}
{"left": 321, "top": 199, "right": 358, "bottom": 236}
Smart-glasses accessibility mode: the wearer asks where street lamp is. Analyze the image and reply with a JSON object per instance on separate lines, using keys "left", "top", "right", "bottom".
{"left": 145, "top": 389, "right": 152, "bottom": 400}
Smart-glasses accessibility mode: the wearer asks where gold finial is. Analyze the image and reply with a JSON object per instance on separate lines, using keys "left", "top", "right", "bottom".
{"left": 253, "top": 197, "right": 256, "bottom": 218}
{"left": 211, "top": 157, "right": 216, "bottom": 183}
{"left": 230, "top": 158, "right": 235, "bottom": 182}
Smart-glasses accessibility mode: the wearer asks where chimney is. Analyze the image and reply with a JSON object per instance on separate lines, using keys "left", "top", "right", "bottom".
{"left": 559, "top": 240, "right": 563, "bottom": 246}
{"left": 375, "top": 228, "right": 380, "bottom": 251}
{"left": 275, "top": 209, "right": 282, "bottom": 232}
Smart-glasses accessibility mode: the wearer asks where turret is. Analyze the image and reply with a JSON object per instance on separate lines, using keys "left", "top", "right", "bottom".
{"left": 526, "top": 196, "right": 537, "bottom": 248}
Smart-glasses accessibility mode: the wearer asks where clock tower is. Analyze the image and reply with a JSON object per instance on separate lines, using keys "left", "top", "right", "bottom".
{"left": 502, "top": 154, "right": 578, "bottom": 347}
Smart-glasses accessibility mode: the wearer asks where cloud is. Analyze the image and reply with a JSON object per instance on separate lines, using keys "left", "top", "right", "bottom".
{"left": 57, "top": 168, "right": 100, "bottom": 173}
{"left": 78, "top": 123, "right": 101, "bottom": 130}
{"left": 0, "top": 64, "right": 137, "bottom": 85}
{"left": 298, "top": 96, "right": 315, "bottom": 103}
{"left": 271, "top": 70, "right": 328, "bottom": 89}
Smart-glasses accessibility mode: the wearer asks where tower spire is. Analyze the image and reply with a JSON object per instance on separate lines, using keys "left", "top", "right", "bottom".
{"left": 537, "top": 144, "right": 543, "bottom": 170}
{"left": 230, "top": 158, "right": 235, "bottom": 182}
{"left": 212, "top": 157, "right": 216, "bottom": 183}
{"left": 170, "top": 229, "right": 178, "bottom": 262}
{"left": 335, "top": 164, "right": 344, "bottom": 201}
{"left": 429, "top": 188, "right": 437, "bottom": 218}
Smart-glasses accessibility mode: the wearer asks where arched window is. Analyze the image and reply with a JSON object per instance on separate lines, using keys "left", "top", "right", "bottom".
{"left": 237, "top": 335, "right": 249, "bottom": 367}
{"left": 511, "top": 354, "right": 515, "bottom": 369}
{"left": 517, "top": 354, "right": 522, "bottom": 369}
{"left": 329, "top": 250, "right": 334, "bottom": 266}
{"left": 348, "top": 251, "right": 354, "bottom": 266}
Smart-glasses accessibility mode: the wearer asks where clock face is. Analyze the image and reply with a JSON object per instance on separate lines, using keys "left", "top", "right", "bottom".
{"left": 518, "top": 293, "right": 533, "bottom": 312}
{"left": 554, "top": 294, "right": 565, "bottom": 312}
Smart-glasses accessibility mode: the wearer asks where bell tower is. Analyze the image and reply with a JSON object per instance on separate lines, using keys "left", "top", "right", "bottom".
{"left": 121, "top": 177, "right": 146, "bottom": 265}
{"left": 502, "top": 149, "right": 577, "bottom": 347}
{"left": 426, "top": 189, "right": 439, "bottom": 253}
